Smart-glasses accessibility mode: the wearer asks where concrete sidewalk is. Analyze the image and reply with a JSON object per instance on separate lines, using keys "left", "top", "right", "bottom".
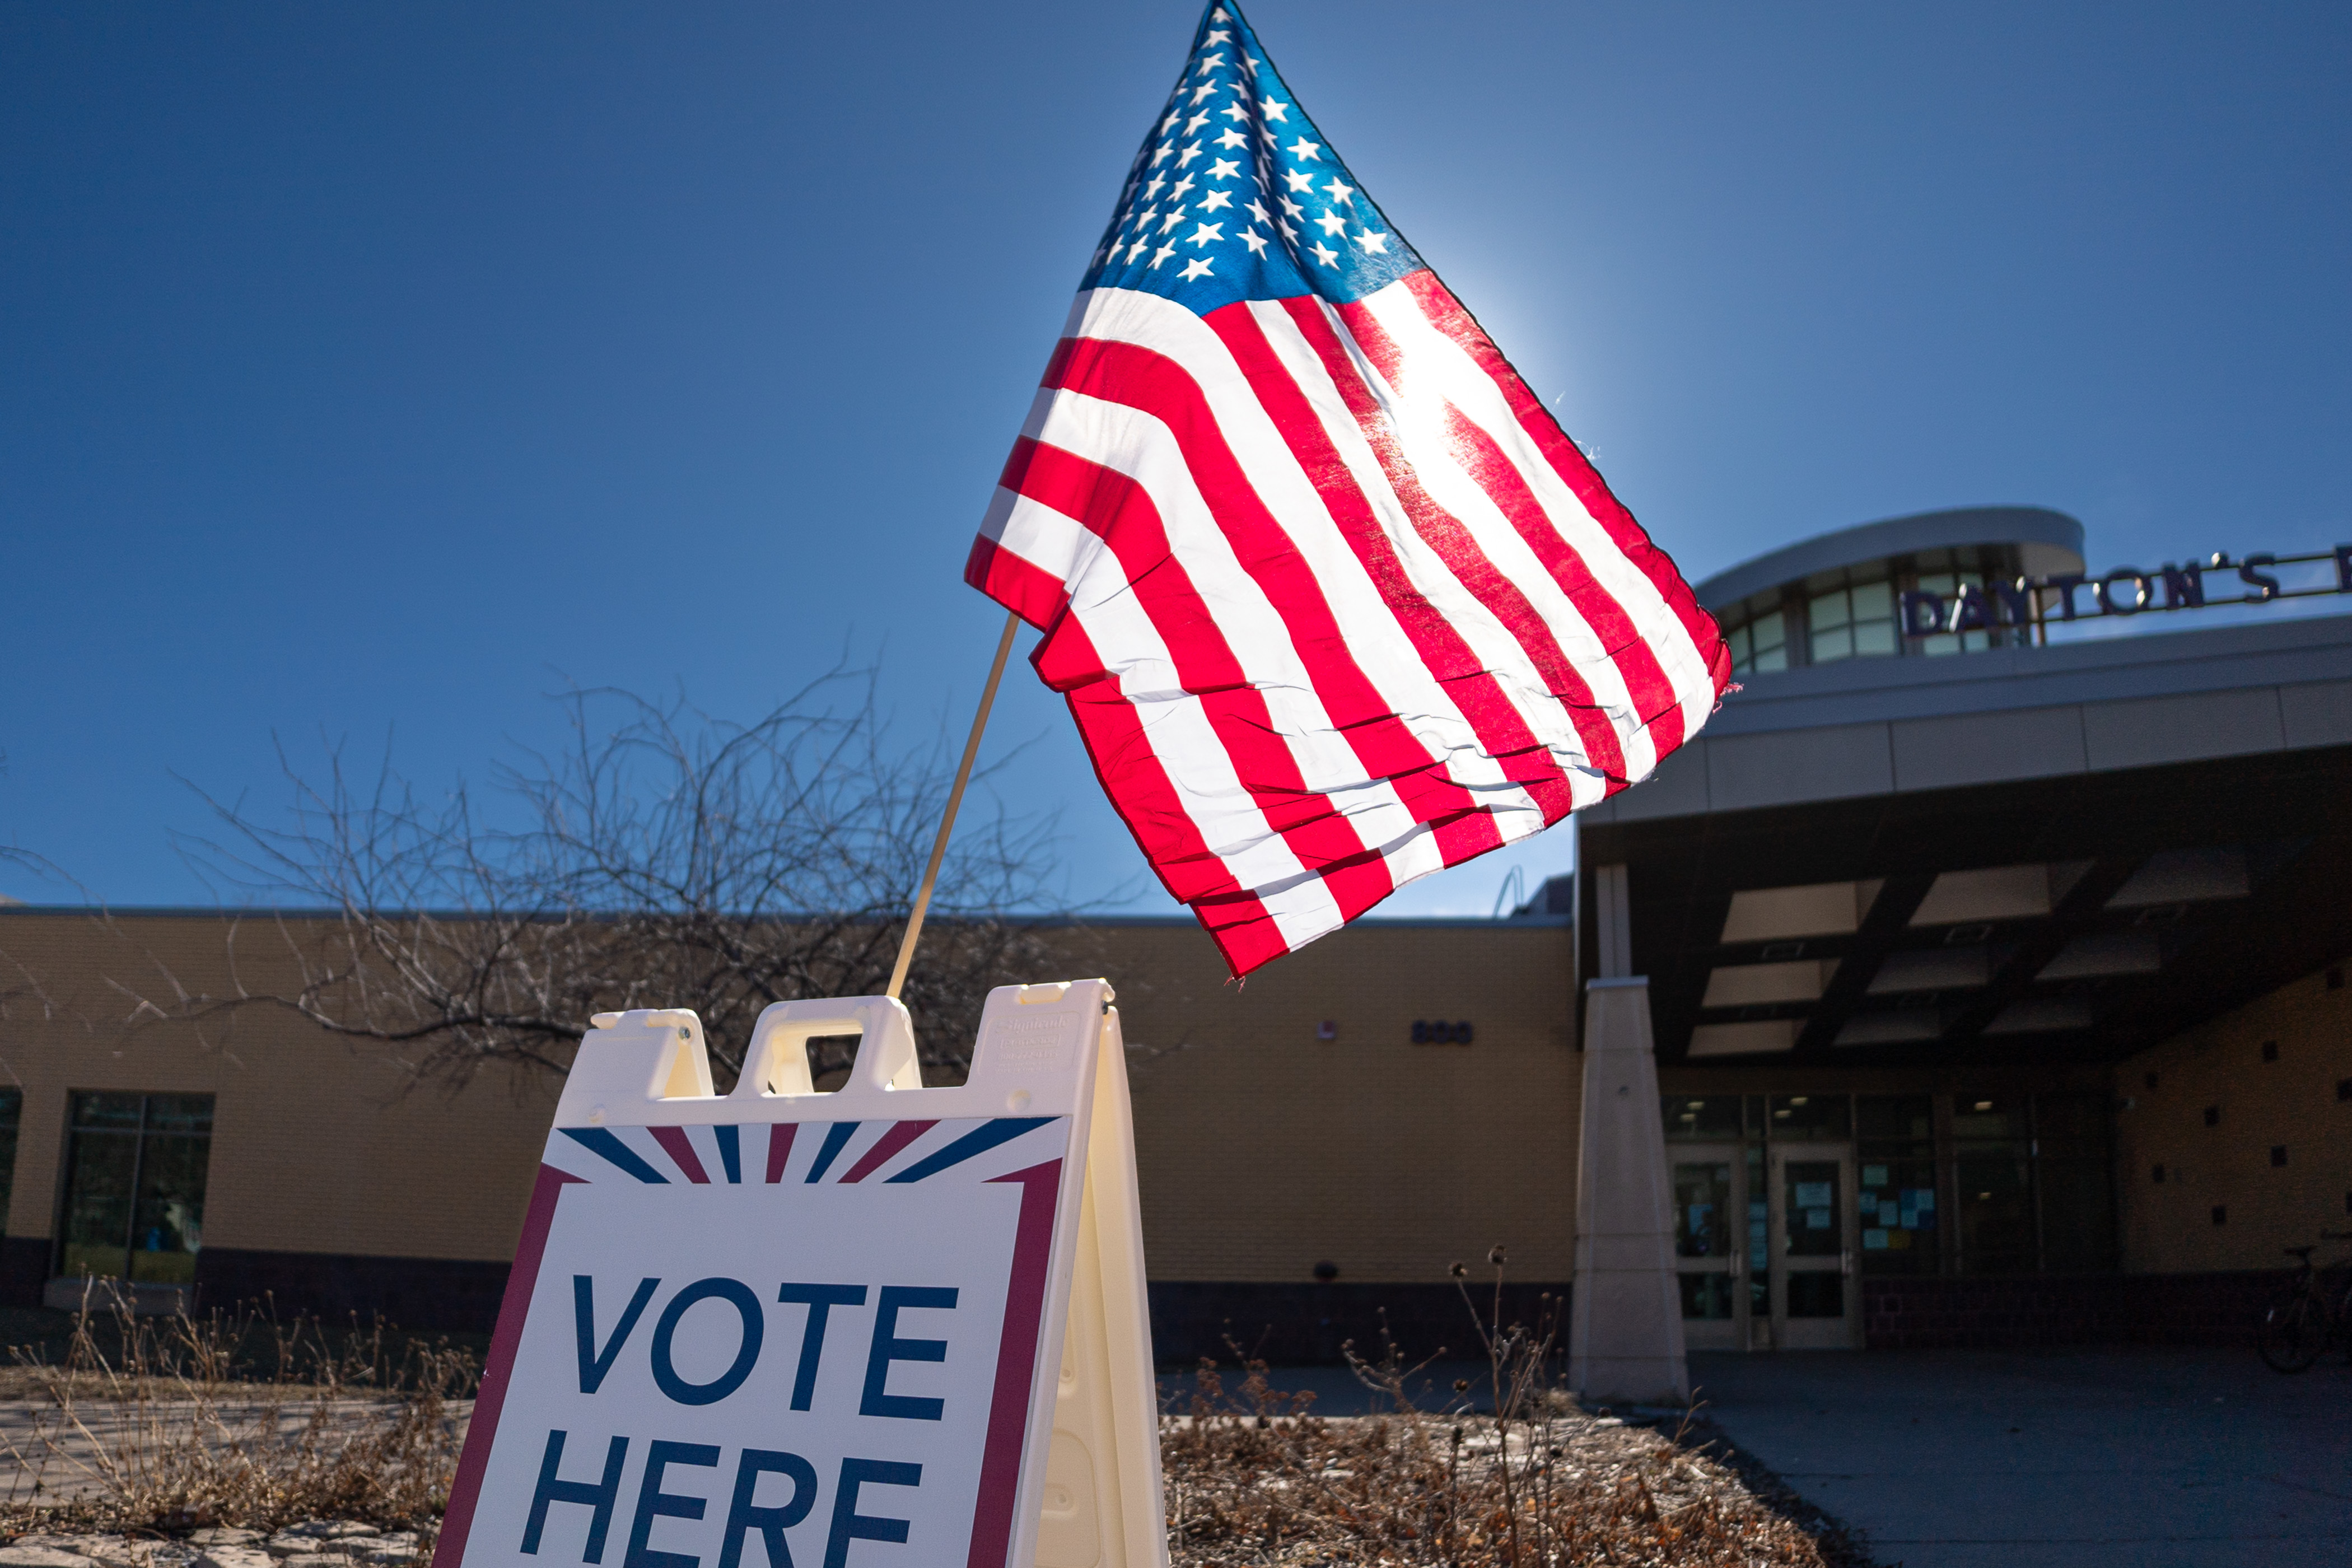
{"left": 1690, "top": 1347, "right": 2352, "bottom": 1567}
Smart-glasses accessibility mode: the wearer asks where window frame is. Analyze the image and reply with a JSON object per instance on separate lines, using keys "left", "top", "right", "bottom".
{"left": 52, "top": 1091, "right": 215, "bottom": 1285}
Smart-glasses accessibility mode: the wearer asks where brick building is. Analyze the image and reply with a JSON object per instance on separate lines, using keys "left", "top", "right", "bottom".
{"left": 0, "top": 505, "right": 2348, "bottom": 1359}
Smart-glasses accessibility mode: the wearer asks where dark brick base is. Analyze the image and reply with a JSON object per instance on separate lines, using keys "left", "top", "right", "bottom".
{"left": 0, "top": 1237, "right": 50, "bottom": 1309}
{"left": 194, "top": 1249, "right": 512, "bottom": 1334}
{"left": 1146, "top": 1281, "right": 1571, "bottom": 1367}
{"left": 1862, "top": 1269, "right": 2294, "bottom": 1348}
{"left": 26, "top": 1247, "right": 2295, "bottom": 1357}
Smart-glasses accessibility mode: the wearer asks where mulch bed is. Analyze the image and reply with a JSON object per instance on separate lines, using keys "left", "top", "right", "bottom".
{"left": 1162, "top": 1365, "right": 1870, "bottom": 1568}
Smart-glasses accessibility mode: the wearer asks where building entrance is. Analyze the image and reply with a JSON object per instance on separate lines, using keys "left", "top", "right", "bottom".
{"left": 1673, "top": 1140, "right": 1861, "bottom": 1351}
{"left": 1769, "top": 1141, "right": 1859, "bottom": 1348}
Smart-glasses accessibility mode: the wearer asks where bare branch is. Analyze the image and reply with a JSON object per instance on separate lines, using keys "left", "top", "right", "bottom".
{"left": 134, "top": 670, "right": 1076, "bottom": 1090}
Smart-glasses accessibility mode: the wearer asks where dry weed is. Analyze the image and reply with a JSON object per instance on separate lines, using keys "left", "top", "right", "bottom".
{"left": 0, "top": 1273, "right": 1860, "bottom": 1567}
{"left": 0, "top": 1299, "right": 474, "bottom": 1539}
{"left": 1163, "top": 1262, "right": 1864, "bottom": 1567}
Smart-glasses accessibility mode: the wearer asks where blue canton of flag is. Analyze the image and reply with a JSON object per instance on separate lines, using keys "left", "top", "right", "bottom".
{"left": 1084, "top": 6, "right": 1421, "bottom": 314}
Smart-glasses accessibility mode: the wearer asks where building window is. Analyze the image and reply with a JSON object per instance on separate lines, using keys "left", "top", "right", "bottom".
{"left": 1951, "top": 1093, "right": 2036, "bottom": 1274}
{"left": 1725, "top": 608, "right": 1789, "bottom": 675}
{"left": 1660, "top": 1088, "right": 2116, "bottom": 1277}
{"left": 1806, "top": 577, "right": 1898, "bottom": 664}
{"left": 1913, "top": 568, "right": 1992, "bottom": 656}
{"left": 2032, "top": 1093, "right": 2116, "bottom": 1272}
{"left": 1766, "top": 1093, "right": 1851, "bottom": 1140}
{"left": 1663, "top": 1095, "right": 1746, "bottom": 1141}
{"left": 1951, "top": 1090, "right": 2113, "bottom": 1275}
{"left": 1856, "top": 1095, "right": 1938, "bottom": 1276}
{"left": 57, "top": 1093, "right": 213, "bottom": 1285}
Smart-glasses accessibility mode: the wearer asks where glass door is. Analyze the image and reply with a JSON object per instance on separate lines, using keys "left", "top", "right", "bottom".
{"left": 1770, "top": 1142, "right": 1860, "bottom": 1349}
{"left": 1665, "top": 1147, "right": 1759, "bottom": 1354}
{"left": 1741, "top": 1146, "right": 1770, "bottom": 1348}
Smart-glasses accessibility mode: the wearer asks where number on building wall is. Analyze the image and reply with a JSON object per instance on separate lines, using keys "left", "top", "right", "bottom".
{"left": 1411, "top": 1020, "right": 1474, "bottom": 1045}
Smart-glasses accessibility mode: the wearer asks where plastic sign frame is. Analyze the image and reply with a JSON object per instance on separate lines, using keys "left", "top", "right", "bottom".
{"left": 433, "top": 979, "right": 1164, "bottom": 1568}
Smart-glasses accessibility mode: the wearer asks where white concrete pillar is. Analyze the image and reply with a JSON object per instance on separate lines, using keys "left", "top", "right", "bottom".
{"left": 1568, "top": 976, "right": 1690, "bottom": 1406}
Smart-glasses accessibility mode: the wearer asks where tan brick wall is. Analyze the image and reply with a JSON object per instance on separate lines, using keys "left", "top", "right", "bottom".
{"left": 2115, "top": 962, "right": 2352, "bottom": 1273}
{"left": 1071, "top": 921, "right": 1579, "bottom": 1285}
{"left": 0, "top": 913, "right": 557, "bottom": 1263}
{"left": 0, "top": 913, "right": 1581, "bottom": 1284}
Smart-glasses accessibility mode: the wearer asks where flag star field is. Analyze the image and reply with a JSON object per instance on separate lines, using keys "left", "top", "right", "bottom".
{"left": 1081, "top": 18, "right": 1419, "bottom": 315}
{"left": 967, "top": 1, "right": 1731, "bottom": 976}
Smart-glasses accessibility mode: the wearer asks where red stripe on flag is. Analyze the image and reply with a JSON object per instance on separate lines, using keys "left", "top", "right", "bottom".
{"left": 1400, "top": 270, "right": 1730, "bottom": 703}
{"left": 1202, "top": 301, "right": 1508, "bottom": 869}
{"left": 1187, "top": 886, "right": 1300, "bottom": 974}
{"left": 1274, "top": 297, "right": 1582, "bottom": 815}
{"left": 1044, "top": 615, "right": 1287, "bottom": 973}
{"left": 1005, "top": 435, "right": 1390, "bottom": 919}
{"left": 1436, "top": 399, "right": 1673, "bottom": 762}
{"left": 1361, "top": 292, "right": 1681, "bottom": 760}
{"left": 1331, "top": 298, "right": 1636, "bottom": 787}
{"left": 964, "top": 532, "right": 1068, "bottom": 632}
{"left": 1043, "top": 613, "right": 1243, "bottom": 903}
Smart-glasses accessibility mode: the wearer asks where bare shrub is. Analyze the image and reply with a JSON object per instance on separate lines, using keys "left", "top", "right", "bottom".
{"left": 113, "top": 670, "right": 1072, "bottom": 1089}
{"left": 0, "top": 1300, "right": 474, "bottom": 1538}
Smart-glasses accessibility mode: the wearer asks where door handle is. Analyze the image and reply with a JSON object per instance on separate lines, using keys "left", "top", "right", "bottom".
{"left": 1841, "top": 1248, "right": 1855, "bottom": 1277}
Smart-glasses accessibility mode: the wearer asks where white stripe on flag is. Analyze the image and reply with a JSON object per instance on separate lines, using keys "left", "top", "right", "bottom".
{"left": 1239, "top": 295, "right": 1610, "bottom": 804}
{"left": 1068, "top": 287, "right": 1565, "bottom": 824}
{"left": 1314, "top": 294, "right": 1656, "bottom": 783}
{"left": 982, "top": 484, "right": 1341, "bottom": 941}
{"left": 1359, "top": 282, "right": 1720, "bottom": 762}
{"left": 1025, "top": 387, "right": 1432, "bottom": 858}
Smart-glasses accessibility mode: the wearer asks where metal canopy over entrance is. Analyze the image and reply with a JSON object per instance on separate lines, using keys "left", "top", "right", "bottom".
{"left": 1581, "top": 744, "right": 2352, "bottom": 1071}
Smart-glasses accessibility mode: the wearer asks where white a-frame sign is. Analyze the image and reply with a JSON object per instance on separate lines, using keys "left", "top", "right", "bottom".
{"left": 433, "top": 979, "right": 1166, "bottom": 1568}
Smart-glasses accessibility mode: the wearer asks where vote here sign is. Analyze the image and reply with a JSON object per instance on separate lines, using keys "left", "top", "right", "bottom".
{"left": 434, "top": 982, "right": 1119, "bottom": 1568}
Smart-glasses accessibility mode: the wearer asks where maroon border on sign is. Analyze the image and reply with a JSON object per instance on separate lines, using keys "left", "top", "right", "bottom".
{"left": 431, "top": 1163, "right": 582, "bottom": 1568}
{"left": 431, "top": 1143, "right": 1066, "bottom": 1568}
{"left": 964, "top": 1159, "right": 1066, "bottom": 1568}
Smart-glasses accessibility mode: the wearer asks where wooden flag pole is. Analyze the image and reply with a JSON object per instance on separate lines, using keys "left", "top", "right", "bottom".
{"left": 886, "top": 609, "right": 1023, "bottom": 1001}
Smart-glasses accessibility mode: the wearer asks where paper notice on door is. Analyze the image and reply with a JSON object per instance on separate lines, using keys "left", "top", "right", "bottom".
{"left": 1794, "top": 1181, "right": 1833, "bottom": 1208}
{"left": 1804, "top": 1207, "right": 1831, "bottom": 1229}
{"left": 1862, "top": 1164, "right": 1889, "bottom": 1187}
{"left": 1863, "top": 1228, "right": 1889, "bottom": 1249}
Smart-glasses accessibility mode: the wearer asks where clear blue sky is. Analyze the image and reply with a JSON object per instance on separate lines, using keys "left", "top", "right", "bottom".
{"left": 4, "top": 1, "right": 2348, "bottom": 916}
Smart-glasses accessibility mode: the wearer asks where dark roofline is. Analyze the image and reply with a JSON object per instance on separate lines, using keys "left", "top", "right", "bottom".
{"left": 1695, "top": 506, "right": 2087, "bottom": 610}
{"left": 0, "top": 904, "right": 1570, "bottom": 932}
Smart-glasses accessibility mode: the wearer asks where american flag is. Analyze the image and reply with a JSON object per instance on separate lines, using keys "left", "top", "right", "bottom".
{"left": 967, "top": 1, "right": 1729, "bottom": 975}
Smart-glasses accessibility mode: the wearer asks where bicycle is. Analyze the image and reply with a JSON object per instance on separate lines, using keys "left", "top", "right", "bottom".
{"left": 2257, "top": 1230, "right": 2352, "bottom": 1374}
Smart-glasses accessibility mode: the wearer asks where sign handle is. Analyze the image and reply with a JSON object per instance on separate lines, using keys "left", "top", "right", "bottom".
{"left": 887, "top": 608, "right": 1023, "bottom": 1001}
